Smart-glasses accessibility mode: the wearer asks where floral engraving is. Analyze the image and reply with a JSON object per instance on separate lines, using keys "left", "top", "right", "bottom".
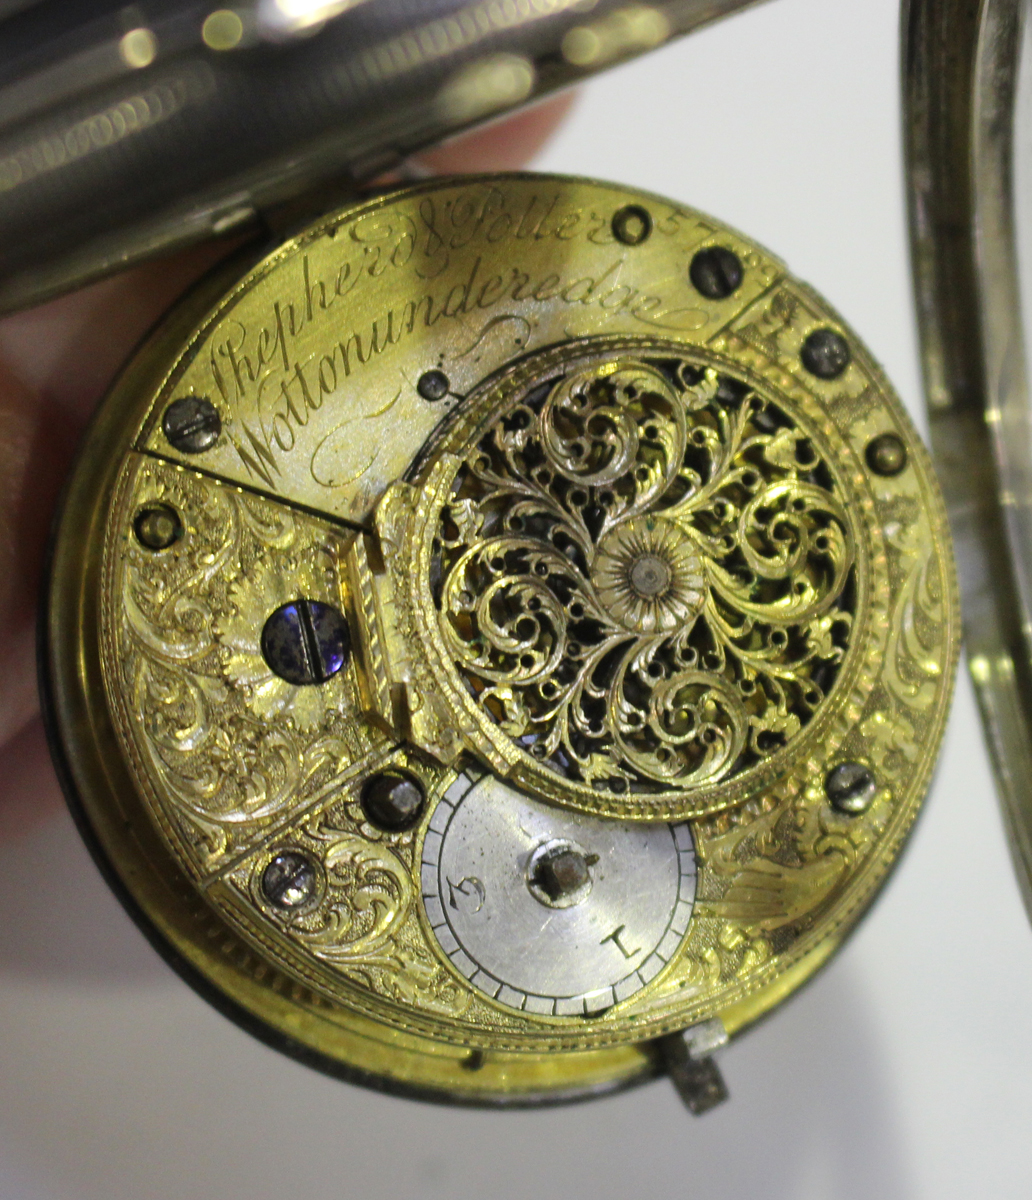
{"left": 233, "top": 798, "right": 471, "bottom": 1019}
{"left": 216, "top": 551, "right": 350, "bottom": 732}
{"left": 109, "top": 460, "right": 382, "bottom": 873}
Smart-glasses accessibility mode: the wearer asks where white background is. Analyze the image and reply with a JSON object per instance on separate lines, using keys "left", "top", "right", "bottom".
{"left": 2, "top": 0, "right": 1031, "bottom": 1196}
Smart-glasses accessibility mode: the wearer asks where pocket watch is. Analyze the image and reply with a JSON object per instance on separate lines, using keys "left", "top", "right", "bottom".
{"left": 39, "top": 169, "right": 959, "bottom": 1110}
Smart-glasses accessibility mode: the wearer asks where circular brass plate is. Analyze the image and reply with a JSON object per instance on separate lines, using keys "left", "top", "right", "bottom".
{"left": 43, "top": 174, "right": 958, "bottom": 1103}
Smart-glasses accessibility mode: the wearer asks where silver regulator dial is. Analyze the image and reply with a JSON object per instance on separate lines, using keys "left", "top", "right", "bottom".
{"left": 420, "top": 773, "right": 698, "bottom": 1017}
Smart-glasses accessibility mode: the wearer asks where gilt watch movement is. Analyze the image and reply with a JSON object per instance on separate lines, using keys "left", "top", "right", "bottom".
{"left": 41, "top": 173, "right": 958, "bottom": 1108}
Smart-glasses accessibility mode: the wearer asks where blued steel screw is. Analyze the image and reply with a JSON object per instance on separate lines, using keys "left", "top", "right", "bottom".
{"left": 261, "top": 851, "right": 317, "bottom": 909}
{"left": 612, "top": 204, "right": 652, "bottom": 246}
{"left": 690, "top": 247, "right": 744, "bottom": 299}
{"left": 361, "top": 770, "right": 426, "bottom": 832}
{"left": 800, "top": 329, "right": 851, "bottom": 380}
{"left": 133, "top": 504, "right": 183, "bottom": 550}
{"left": 825, "top": 762, "right": 877, "bottom": 814}
{"left": 162, "top": 395, "right": 222, "bottom": 453}
{"left": 417, "top": 369, "right": 450, "bottom": 401}
{"left": 261, "top": 599, "right": 351, "bottom": 686}
{"left": 866, "top": 432, "right": 908, "bottom": 477}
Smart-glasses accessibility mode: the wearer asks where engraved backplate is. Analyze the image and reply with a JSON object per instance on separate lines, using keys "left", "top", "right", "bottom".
{"left": 43, "top": 174, "right": 958, "bottom": 1104}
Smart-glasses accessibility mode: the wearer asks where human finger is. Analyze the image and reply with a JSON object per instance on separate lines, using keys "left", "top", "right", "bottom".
{"left": 0, "top": 94, "right": 577, "bottom": 830}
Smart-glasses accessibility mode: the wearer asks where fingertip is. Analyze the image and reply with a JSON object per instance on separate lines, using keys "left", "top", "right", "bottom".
{"left": 0, "top": 717, "right": 63, "bottom": 843}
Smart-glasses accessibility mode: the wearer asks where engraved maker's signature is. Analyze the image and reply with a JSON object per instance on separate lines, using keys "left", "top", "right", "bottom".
{"left": 196, "top": 184, "right": 705, "bottom": 493}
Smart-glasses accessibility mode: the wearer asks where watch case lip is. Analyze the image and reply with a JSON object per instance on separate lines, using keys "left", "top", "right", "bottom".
{"left": 904, "top": 0, "right": 1032, "bottom": 925}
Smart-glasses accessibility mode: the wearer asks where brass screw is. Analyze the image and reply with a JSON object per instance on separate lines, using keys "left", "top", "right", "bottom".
{"left": 133, "top": 504, "right": 182, "bottom": 551}
{"left": 866, "top": 432, "right": 908, "bottom": 477}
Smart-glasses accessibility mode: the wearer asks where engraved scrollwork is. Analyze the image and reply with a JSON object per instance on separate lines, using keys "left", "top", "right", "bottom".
{"left": 433, "top": 357, "right": 858, "bottom": 795}
{"left": 884, "top": 514, "right": 944, "bottom": 711}
{"left": 272, "top": 830, "right": 413, "bottom": 962}
{"left": 860, "top": 708, "right": 920, "bottom": 776}
{"left": 700, "top": 925, "right": 773, "bottom": 987}
{"left": 245, "top": 809, "right": 470, "bottom": 1018}
{"left": 78, "top": 176, "right": 961, "bottom": 1067}
{"left": 110, "top": 461, "right": 379, "bottom": 870}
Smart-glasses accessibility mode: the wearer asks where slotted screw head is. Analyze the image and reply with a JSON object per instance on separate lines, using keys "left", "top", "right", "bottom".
{"left": 162, "top": 396, "right": 222, "bottom": 453}
{"left": 825, "top": 762, "right": 877, "bottom": 814}
{"left": 261, "top": 851, "right": 317, "bottom": 909}
{"left": 261, "top": 600, "right": 350, "bottom": 686}
{"left": 690, "top": 247, "right": 744, "bottom": 299}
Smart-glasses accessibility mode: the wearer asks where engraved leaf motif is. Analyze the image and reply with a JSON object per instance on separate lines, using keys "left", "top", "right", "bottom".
{"left": 295, "top": 831, "right": 412, "bottom": 962}
{"left": 215, "top": 548, "right": 347, "bottom": 732}
{"left": 113, "top": 464, "right": 378, "bottom": 875}
{"left": 884, "top": 518, "right": 944, "bottom": 711}
{"left": 706, "top": 854, "right": 848, "bottom": 932}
